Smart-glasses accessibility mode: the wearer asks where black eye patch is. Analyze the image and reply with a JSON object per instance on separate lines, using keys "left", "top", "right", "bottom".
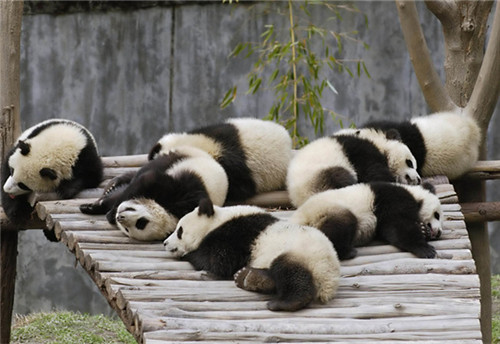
{"left": 406, "top": 159, "right": 414, "bottom": 168}
{"left": 434, "top": 212, "right": 440, "bottom": 220}
{"left": 18, "top": 183, "right": 32, "bottom": 191}
{"left": 177, "top": 226, "right": 183, "bottom": 239}
{"left": 135, "top": 217, "right": 150, "bottom": 230}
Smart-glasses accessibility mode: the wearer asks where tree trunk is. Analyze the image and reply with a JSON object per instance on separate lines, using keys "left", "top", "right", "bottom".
{"left": 396, "top": 1, "right": 500, "bottom": 343}
{"left": 0, "top": 1, "right": 23, "bottom": 343}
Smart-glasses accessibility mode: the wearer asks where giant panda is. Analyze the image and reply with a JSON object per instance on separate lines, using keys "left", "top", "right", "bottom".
{"left": 362, "top": 111, "right": 481, "bottom": 179}
{"left": 287, "top": 130, "right": 420, "bottom": 207}
{"left": 290, "top": 182, "right": 443, "bottom": 260}
{"left": 80, "top": 145, "right": 229, "bottom": 241}
{"left": 148, "top": 117, "right": 292, "bottom": 202}
{"left": 163, "top": 198, "right": 340, "bottom": 312}
{"left": 2, "top": 119, "right": 103, "bottom": 227}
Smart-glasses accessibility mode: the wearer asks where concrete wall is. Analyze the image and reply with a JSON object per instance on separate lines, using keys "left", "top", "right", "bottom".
{"left": 12, "top": 1, "right": 500, "bottom": 315}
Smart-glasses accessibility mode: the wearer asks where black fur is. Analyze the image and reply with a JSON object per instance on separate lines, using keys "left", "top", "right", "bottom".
{"left": 334, "top": 134, "right": 395, "bottom": 184}
{"left": 370, "top": 182, "right": 436, "bottom": 258}
{"left": 1, "top": 121, "right": 103, "bottom": 230}
{"left": 1, "top": 147, "right": 32, "bottom": 226}
{"left": 318, "top": 208, "right": 358, "bottom": 260}
{"left": 362, "top": 120, "right": 427, "bottom": 175}
{"left": 266, "top": 254, "right": 316, "bottom": 311}
{"left": 94, "top": 153, "right": 212, "bottom": 226}
{"left": 314, "top": 166, "right": 357, "bottom": 193}
{"left": 181, "top": 213, "right": 279, "bottom": 278}
{"left": 149, "top": 122, "right": 256, "bottom": 202}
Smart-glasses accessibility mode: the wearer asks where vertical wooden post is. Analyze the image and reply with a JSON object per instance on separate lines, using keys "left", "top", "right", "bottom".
{"left": 1, "top": 1, "right": 23, "bottom": 343}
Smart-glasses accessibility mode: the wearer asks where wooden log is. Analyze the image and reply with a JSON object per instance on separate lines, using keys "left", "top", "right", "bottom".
{"left": 101, "top": 154, "right": 148, "bottom": 167}
{"left": 462, "top": 160, "right": 500, "bottom": 180}
{"left": 461, "top": 201, "right": 500, "bottom": 222}
{"left": 143, "top": 328, "right": 482, "bottom": 343}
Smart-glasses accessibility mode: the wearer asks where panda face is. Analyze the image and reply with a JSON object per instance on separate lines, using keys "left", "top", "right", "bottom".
{"left": 406, "top": 185, "right": 443, "bottom": 240}
{"left": 385, "top": 140, "right": 421, "bottom": 185}
{"left": 4, "top": 145, "right": 59, "bottom": 196}
{"left": 163, "top": 198, "right": 218, "bottom": 257}
{"left": 115, "top": 198, "right": 178, "bottom": 241}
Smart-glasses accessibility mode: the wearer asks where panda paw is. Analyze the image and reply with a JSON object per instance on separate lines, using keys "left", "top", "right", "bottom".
{"left": 79, "top": 201, "right": 106, "bottom": 215}
{"left": 234, "top": 267, "right": 275, "bottom": 293}
{"left": 411, "top": 244, "right": 437, "bottom": 259}
{"left": 418, "top": 221, "right": 432, "bottom": 241}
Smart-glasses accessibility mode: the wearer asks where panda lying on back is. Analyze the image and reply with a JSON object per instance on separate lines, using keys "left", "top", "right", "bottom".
{"left": 163, "top": 198, "right": 340, "bottom": 312}
{"left": 2, "top": 119, "right": 103, "bottom": 227}
{"left": 287, "top": 128, "right": 420, "bottom": 207}
{"left": 291, "top": 182, "right": 443, "bottom": 260}
{"left": 80, "top": 146, "right": 228, "bottom": 241}
{"left": 362, "top": 111, "right": 481, "bottom": 179}
{"left": 148, "top": 118, "right": 292, "bottom": 202}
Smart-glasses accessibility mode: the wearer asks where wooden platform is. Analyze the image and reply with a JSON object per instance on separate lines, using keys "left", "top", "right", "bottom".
{"left": 31, "top": 155, "right": 481, "bottom": 343}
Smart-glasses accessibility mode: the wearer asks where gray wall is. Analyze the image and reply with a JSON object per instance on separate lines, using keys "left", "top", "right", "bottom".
{"left": 12, "top": 1, "right": 500, "bottom": 315}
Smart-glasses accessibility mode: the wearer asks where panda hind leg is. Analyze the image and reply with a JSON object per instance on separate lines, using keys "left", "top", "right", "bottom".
{"left": 234, "top": 267, "right": 276, "bottom": 293}
{"left": 319, "top": 209, "right": 358, "bottom": 260}
{"left": 266, "top": 254, "right": 316, "bottom": 312}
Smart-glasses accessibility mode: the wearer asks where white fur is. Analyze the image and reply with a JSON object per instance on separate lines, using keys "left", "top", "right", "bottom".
{"left": 401, "top": 184, "right": 443, "bottom": 238}
{"left": 227, "top": 118, "right": 292, "bottom": 193}
{"left": 290, "top": 184, "right": 377, "bottom": 246}
{"left": 250, "top": 221, "right": 340, "bottom": 302}
{"left": 165, "top": 204, "right": 265, "bottom": 256}
{"left": 411, "top": 111, "right": 481, "bottom": 179}
{"left": 164, "top": 204, "right": 340, "bottom": 303}
{"left": 287, "top": 137, "right": 356, "bottom": 207}
{"left": 152, "top": 118, "right": 292, "bottom": 194}
{"left": 114, "top": 146, "right": 229, "bottom": 241}
{"left": 116, "top": 198, "right": 178, "bottom": 240}
{"left": 335, "top": 128, "right": 420, "bottom": 185}
{"left": 166, "top": 146, "right": 228, "bottom": 207}
{"left": 4, "top": 120, "right": 89, "bottom": 195}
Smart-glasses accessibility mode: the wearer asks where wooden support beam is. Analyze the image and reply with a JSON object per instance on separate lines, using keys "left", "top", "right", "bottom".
{"left": 461, "top": 201, "right": 500, "bottom": 223}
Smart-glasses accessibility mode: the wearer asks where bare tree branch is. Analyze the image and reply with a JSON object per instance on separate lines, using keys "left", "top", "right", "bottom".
{"left": 466, "top": 1, "right": 500, "bottom": 133}
{"left": 425, "top": 0, "right": 456, "bottom": 25}
{"left": 395, "top": 0, "right": 458, "bottom": 113}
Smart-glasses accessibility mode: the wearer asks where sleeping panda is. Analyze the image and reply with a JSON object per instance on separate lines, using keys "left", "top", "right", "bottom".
{"left": 2, "top": 119, "right": 103, "bottom": 226}
{"left": 362, "top": 111, "right": 481, "bottom": 179}
{"left": 290, "top": 182, "right": 443, "bottom": 260}
{"left": 80, "top": 145, "right": 229, "bottom": 240}
{"left": 287, "top": 130, "right": 420, "bottom": 207}
{"left": 148, "top": 117, "right": 292, "bottom": 202}
{"left": 163, "top": 198, "right": 340, "bottom": 312}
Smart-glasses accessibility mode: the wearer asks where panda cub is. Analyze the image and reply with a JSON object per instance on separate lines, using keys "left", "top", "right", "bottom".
{"left": 362, "top": 111, "right": 481, "bottom": 179}
{"left": 290, "top": 182, "right": 443, "bottom": 260}
{"left": 80, "top": 146, "right": 228, "bottom": 241}
{"left": 2, "top": 119, "right": 103, "bottom": 226}
{"left": 148, "top": 117, "right": 292, "bottom": 202}
{"left": 287, "top": 129, "right": 420, "bottom": 207}
{"left": 163, "top": 198, "right": 340, "bottom": 312}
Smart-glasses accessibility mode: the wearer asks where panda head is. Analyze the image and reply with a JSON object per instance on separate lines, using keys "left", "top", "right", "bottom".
{"left": 3, "top": 140, "right": 61, "bottom": 197}
{"left": 336, "top": 128, "right": 421, "bottom": 185}
{"left": 406, "top": 183, "right": 443, "bottom": 240}
{"left": 115, "top": 198, "right": 178, "bottom": 241}
{"left": 163, "top": 198, "right": 219, "bottom": 257}
{"left": 384, "top": 139, "right": 421, "bottom": 185}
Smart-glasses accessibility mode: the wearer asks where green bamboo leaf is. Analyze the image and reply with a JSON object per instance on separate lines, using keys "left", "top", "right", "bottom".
{"left": 362, "top": 61, "right": 371, "bottom": 78}
{"left": 220, "top": 86, "right": 237, "bottom": 109}
{"left": 357, "top": 61, "right": 361, "bottom": 77}
{"left": 230, "top": 43, "right": 246, "bottom": 58}
{"left": 345, "top": 65, "right": 354, "bottom": 78}
{"left": 269, "top": 69, "right": 279, "bottom": 84}
{"left": 326, "top": 80, "right": 338, "bottom": 95}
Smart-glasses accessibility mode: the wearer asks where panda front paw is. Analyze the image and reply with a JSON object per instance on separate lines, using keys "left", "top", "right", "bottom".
{"left": 411, "top": 244, "right": 437, "bottom": 259}
{"left": 79, "top": 201, "right": 106, "bottom": 215}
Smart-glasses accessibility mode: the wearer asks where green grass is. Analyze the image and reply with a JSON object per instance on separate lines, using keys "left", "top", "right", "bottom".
{"left": 493, "top": 275, "right": 500, "bottom": 344}
{"left": 11, "top": 311, "right": 136, "bottom": 344}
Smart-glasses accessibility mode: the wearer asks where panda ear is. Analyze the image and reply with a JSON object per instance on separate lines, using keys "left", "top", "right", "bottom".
{"left": 40, "top": 168, "right": 58, "bottom": 180}
{"left": 198, "top": 197, "right": 214, "bottom": 217}
{"left": 18, "top": 140, "right": 31, "bottom": 155}
{"left": 421, "top": 182, "right": 436, "bottom": 194}
{"left": 385, "top": 129, "right": 402, "bottom": 141}
{"left": 148, "top": 143, "right": 162, "bottom": 161}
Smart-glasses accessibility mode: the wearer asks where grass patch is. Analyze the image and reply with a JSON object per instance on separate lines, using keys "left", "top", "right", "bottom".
{"left": 493, "top": 275, "right": 500, "bottom": 344}
{"left": 11, "top": 311, "right": 136, "bottom": 344}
